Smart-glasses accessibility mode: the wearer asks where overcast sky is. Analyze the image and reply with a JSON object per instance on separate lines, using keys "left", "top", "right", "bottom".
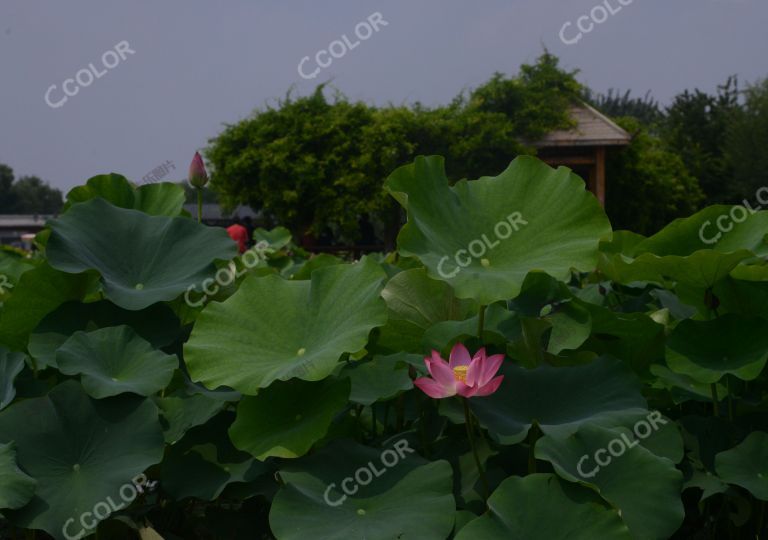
{"left": 1, "top": 0, "right": 766, "bottom": 192}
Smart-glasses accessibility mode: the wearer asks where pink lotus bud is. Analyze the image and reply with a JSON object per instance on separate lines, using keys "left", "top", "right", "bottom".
{"left": 189, "top": 152, "right": 208, "bottom": 188}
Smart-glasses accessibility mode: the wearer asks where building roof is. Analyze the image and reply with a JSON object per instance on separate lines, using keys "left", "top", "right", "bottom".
{"left": 534, "top": 102, "right": 632, "bottom": 148}
{"left": 0, "top": 214, "right": 55, "bottom": 229}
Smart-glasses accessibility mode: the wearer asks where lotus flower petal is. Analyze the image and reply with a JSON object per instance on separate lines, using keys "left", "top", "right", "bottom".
{"left": 414, "top": 377, "right": 456, "bottom": 399}
{"left": 477, "top": 354, "right": 505, "bottom": 387}
{"left": 424, "top": 356, "right": 454, "bottom": 388}
{"left": 473, "top": 375, "right": 505, "bottom": 397}
{"left": 449, "top": 343, "right": 472, "bottom": 368}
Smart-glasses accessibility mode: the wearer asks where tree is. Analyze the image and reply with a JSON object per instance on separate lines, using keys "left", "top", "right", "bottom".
{"left": 662, "top": 77, "right": 741, "bottom": 204}
{"left": 605, "top": 118, "right": 704, "bottom": 234}
{"left": 0, "top": 165, "right": 63, "bottom": 214}
{"left": 0, "top": 165, "right": 16, "bottom": 212}
{"left": 726, "top": 78, "right": 768, "bottom": 200}
{"left": 468, "top": 51, "right": 581, "bottom": 140}
{"left": 207, "top": 85, "right": 379, "bottom": 243}
{"left": 11, "top": 176, "right": 63, "bottom": 214}
{"left": 583, "top": 88, "right": 663, "bottom": 128}
{"left": 206, "top": 53, "right": 581, "bottom": 245}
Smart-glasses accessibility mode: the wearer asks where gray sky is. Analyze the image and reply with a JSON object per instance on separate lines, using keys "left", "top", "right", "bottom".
{"left": 1, "top": 0, "right": 766, "bottom": 192}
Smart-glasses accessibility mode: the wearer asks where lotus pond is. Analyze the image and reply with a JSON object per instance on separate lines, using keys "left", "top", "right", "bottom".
{"left": 1, "top": 155, "right": 768, "bottom": 539}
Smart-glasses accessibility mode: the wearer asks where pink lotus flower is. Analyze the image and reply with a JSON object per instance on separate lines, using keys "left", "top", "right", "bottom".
{"left": 189, "top": 151, "right": 208, "bottom": 188}
{"left": 414, "top": 344, "right": 504, "bottom": 399}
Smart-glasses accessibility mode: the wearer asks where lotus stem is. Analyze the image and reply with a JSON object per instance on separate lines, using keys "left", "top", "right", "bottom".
{"left": 196, "top": 188, "right": 203, "bottom": 224}
{"left": 478, "top": 305, "right": 486, "bottom": 338}
{"left": 711, "top": 383, "right": 720, "bottom": 418}
{"left": 463, "top": 397, "right": 490, "bottom": 504}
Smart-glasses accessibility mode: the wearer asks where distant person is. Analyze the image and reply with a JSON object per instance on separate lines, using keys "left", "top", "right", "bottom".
{"left": 226, "top": 217, "right": 249, "bottom": 254}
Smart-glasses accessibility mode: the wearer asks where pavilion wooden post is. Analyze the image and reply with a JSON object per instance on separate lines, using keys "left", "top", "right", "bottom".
{"left": 594, "top": 146, "right": 606, "bottom": 206}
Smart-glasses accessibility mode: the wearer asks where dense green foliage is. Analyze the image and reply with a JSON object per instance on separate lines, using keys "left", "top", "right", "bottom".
{"left": 583, "top": 88, "right": 664, "bottom": 127}
{"left": 604, "top": 118, "right": 704, "bottom": 234}
{"left": 207, "top": 56, "right": 768, "bottom": 243}
{"left": 587, "top": 77, "right": 768, "bottom": 229}
{"left": 0, "top": 165, "right": 63, "bottom": 214}
{"left": 206, "top": 54, "right": 581, "bottom": 244}
{"left": 662, "top": 77, "right": 742, "bottom": 205}
{"left": 727, "top": 79, "right": 768, "bottom": 199}
{"left": 2, "top": 160, "right": 768, "bottom": 538}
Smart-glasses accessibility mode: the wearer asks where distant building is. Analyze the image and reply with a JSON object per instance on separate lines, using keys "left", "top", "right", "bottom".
{"left": 0, "top": 214, "right": 53, "bottom": 247}
{"left": 533, "top": 102, "right": 632, "bottom": 205}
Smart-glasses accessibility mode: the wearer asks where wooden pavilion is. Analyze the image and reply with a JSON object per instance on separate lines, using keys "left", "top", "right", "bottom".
{"left": 533, "top": 102, "right": 632, "bottom": 205}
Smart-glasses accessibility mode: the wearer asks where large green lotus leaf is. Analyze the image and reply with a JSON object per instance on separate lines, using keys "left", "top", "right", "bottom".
{"left": 0, "top": 263, "right": 97, "bottom": 351}
{"left": 133, "top": 182, "right": 188, "bottom": 217}
{"left": 454, "top": 474, "right": 631, "bottom": 540}
{"left": 666, "top": 314, "right": 768, "bottom": 383}
{"left": 631, "top": 205, "right": 768, "bottom": 257}
{"left": 66, "top": 173, "right": 186, "bottom": 216}
{"left": 471, "top": 357, "right": 647, "bottom": 444}
{"left": 509, "top": 271, "right": 575, "bottom": 316}
{"left": 254, "top": 226, "right": 292, "bottom": 250}
{"left": 508, "top": 272, "right": 592, "bottom": 354}
{"left": 600, "top": 249, "right": 753, "bottom": 290}
{"left": 378, "top": 268, "right": 474, "bottom": 352}
{"left": 652, "top": 288, "right": 698, "bottom": 320}
{"left": 384, "top": 156, "right": 612, "bottom": 304}
{"left": 28, "top": 300, "right": 180, "bottom": 370}
{"left": 270, "top": 439, "right": 455, "bottom": 540}
{"left": 422, "top": 303, "right": 516, "bottom": 354}
{"left": 341, "top": 354, "right": 414, "bottom": 406}
{"left": 713, "top": 276, "right": 768, "bottom": 319}
{"left": 229, "top": 378, "right": 349, "bottom": 460}
{"left": 66, "top": 174, "right": 135, "bottom": 209}
{"left": 289, "top": 253, "right": 344, "bottom": 280}
{"left": 631, "top": 412, "right": 685, "bottom": 464}
{"left": 651, "top": 365, "right": 728, "bottom": 404}
{"left": 0, "top": 248, "right": 35, "bottom": 289}
{"left": 161, "top": 412, "right": 268, "bottom": 501}
{"left": 684, "top": 468, "right": 728, "bottom": 501}
{"left": 715, "top": 432, "right": 768, "bottom": 500}
{"left": 0, "top": 347, "right": 25, "bottom": 410}
{"left": 382, "top": 268, "right": 474, "bottom": 326}
{"left": 599, "top": 230, "right": 647, "bottom": 255}
{"left": 47, "top": 198, "right": 237, "bottom": 310}
{"left": 537, "top": 424, "right": 684, "bottom": 539}
{"left": 532, "top": 309, "right": 590, "bottom": 354}
{"left": 0, "top": 442, "right": 36, "bottom": 510}
{"left": 501, "top": 317, "right": 555, "bottom": 368}
{"left": 185, "top": 257, "right": 387, "bottom": 393}
{"left": 156, "top": 392, "right": 226, "bottom": 444}
{"left": 0, "top": 381, "right": 164, "bottom": 538}
{"left": 56, "top": 326, "right": 177, "bottom": 398}
{"left": 581, "top": 303, "right": 665, "bottom": 375}
{"left": 729, "top": 262, "right": 768, "bottom": 281}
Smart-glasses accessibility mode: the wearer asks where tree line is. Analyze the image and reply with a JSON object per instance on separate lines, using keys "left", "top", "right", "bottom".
{"left": 0, "top": 165, "right": 63, "bottom": 215}
{"left": 206, "top": 53, "right": 768, "bottom": 243}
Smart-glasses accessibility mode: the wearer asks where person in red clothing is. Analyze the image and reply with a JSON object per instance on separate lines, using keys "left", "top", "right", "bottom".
{"left": 226, "top": 217, "right": 249, "bottom": 253}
